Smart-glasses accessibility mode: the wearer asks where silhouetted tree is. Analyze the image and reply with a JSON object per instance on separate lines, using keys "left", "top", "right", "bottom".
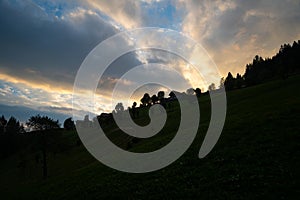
{"left": 236, "top": 73, "right": 244, "bottom": 89}
{"left": 219, "top": 77, "right": 225, "bottom": 89}
{"left": 64, "top": 117, "right": 75, "bottom": 130}
{"left": 186, "top": 88, "right": 195, "bottom": 95}
{"left": 141, "top": 93, "right": 151, "bottom": 106}
{"left": 6, "top": 117, "right": 21, "bottom": 135}
{"left": 0, "top": 115, "right": 7, "bottom": 134}
{"left": 19, "top": 124, "right": 25, "bottom": 134}
{"left": 210, "top": 40, "right": 300, "bottom": 90}
{"left": 194, "top": 88, "right": 202, "bottom": 97}
{"left": 158, "top": 91, "right": 165, "bottom": 102}
{"left": 224, "top": 72, "right": 235, "bottom": 90}
{"left": 26, "top": 115, "right": 60, "bottom": 179}
{"left": 151, "top": 95, "right": 159, "bottom": 104}
{"left": 27, "top": 115, "right": 60, "bottom": 131}
{"left": 244, "top": 55, "right": 265, "bottom": 85}
{"left": 132, "top": 102, "right": 137, "bottom": 108}
{"left": 169, "top": 91, "right": 176, "bottom": 99}
{"left": 115, "top": 103, "right": 124, "bottom": 113}
{"left": 0, "top": 116, "right": 22, "bottom": 157}
{"left": 131, "top": 102, "right": 138, "bottom": 119}
{"left": 208, "top": 83, "right": 216, "bottom": 91}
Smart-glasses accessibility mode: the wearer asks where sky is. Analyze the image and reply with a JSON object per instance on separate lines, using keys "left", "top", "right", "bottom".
{"left": 0, "top": 0, "right": 300, "bottom": 121}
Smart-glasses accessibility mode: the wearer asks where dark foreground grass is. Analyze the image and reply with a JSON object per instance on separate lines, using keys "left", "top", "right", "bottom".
{"left": 0, "top": 75, "right": 299, "bottom": 199}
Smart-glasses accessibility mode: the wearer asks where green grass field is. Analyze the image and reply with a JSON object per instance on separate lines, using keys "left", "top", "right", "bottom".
{"left": 0, "top": 75, "right": 299, "bottom": 199}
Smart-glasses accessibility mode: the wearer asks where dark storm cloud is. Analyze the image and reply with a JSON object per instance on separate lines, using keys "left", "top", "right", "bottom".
{"left": 0, "top": 0, "right": 118, "bottom": 88}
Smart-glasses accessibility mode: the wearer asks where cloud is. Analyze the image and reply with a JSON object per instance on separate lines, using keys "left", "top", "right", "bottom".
{"left": 177, "top": 0, "right": 300, "bottom": 76}
{"left": 0, "top": 79, "right": 72, "bottom": 109}
{"left": 0, "top": 0, "right": 143, "bottom": 114}
{"left": 84, "top": 0, "right": 183, "bottom": 30}
{"left": 84, "top": 0, "right": 142, "bottom": 29}
{"left": 0, "top": 0, "right": 117, "bottom": 89}
{"left": 1, "top": 0, "right": 299, "bottom": 117}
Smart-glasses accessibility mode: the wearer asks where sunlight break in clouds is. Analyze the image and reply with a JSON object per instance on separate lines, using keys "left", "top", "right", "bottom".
{"left": 177, "top": 0, "right": 300, "bottom": 75}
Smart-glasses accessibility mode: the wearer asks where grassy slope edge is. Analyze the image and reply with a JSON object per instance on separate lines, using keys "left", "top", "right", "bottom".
{"left": 0, "top": 75, "right": 299, "bottom": 199}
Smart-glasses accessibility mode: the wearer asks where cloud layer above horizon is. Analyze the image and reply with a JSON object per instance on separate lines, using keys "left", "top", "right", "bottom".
{"left": 0, "top": 0, "right": 299, "bottom": 119}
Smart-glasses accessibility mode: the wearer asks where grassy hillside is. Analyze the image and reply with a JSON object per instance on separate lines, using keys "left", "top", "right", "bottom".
{"left": 0, "top": 75, "right": 299, "bottom": 199}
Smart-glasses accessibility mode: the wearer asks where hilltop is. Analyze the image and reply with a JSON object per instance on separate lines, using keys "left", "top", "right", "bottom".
{"left": 0, "top": 75, "right": 299, "bottom": 199}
